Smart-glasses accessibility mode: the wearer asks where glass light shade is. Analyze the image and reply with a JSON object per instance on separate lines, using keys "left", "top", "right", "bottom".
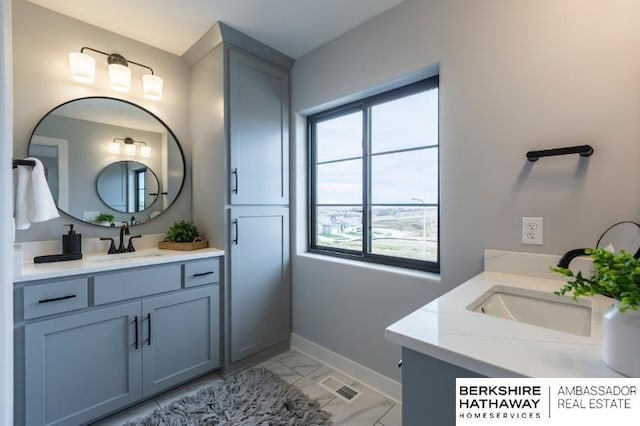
{"left": 108, "top": 63, "right": 131, "bottom": 93}
{"left": 108, "top": 141, "right": 120, "bottom": 154}
{"left": 68, "top": 52, "right": 95, "bottom": 84}
{"left": 124, "top": 143, "right": 136, "bottom": 156}
{"left": 142, "top": 74, "right": 163, "bottom": 100}
{"left": 140, "top": 145, "right": 151, "bottom": 158}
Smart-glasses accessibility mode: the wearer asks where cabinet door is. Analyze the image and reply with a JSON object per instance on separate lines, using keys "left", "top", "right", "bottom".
{"left": 229, "top": 49, "right": 289, "bottom": 205}
{"left": 230, "top": 206, "right": 290, "bottom": 362}
{"left": 141, "top": 285, "right": 220, "bottom": 397}
{"left": 24, "top": 302, "right": 141, "bottom": 426}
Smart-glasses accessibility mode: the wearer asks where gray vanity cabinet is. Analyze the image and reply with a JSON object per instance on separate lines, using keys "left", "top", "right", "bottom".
{"left": 24, "top": 302, "right": 142, "bottom": 426}
{"left": 228, "top": 48, "right": 289, "bottom": 206}
{"left": 141, "top": 286, "right": 219, "bottom": 397}
{"left": 229, "top": 206, "right": 290, "bottom": 362}
{"left": 16, "top": 257, "right": 222, "bottom": 426}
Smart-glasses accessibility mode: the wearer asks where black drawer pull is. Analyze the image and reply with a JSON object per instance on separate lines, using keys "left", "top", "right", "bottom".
{"left": 232, "top": 168, "right": 238, "bottom": 194}
{"left": 233, "top": 219, "right": 239, "bottom": 245}
{"left": 147, "top": 313, "right": 152, "bottom": 346}
{"left": 192, "top": 271, "right": 214, "bottom": 277}
{"left": 134, "top": 316, "right": 139, "bottom": 350}
{"left": 38, "top": 294, "right": 77, "bottom": 304}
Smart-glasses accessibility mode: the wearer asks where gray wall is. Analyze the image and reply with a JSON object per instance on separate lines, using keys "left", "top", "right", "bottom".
{"left": 291, "top": 0, "right": 640, "bottom": 381}
{"left": 12, "top": 0, "right": 191, "bottom": 241}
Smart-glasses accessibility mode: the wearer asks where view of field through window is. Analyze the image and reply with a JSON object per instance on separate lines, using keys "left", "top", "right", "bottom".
{"left": 316, "top": 206, "right": 438, "bottom": 262}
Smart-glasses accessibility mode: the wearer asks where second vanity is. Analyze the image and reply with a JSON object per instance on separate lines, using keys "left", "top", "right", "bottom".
{"left": 13, "top": 245, "right": 224, "bottom": 426}
{"left": 386, "top": 249, "right": 624, "bottom": 426}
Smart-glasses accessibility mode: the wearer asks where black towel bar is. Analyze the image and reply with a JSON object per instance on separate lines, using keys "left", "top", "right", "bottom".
{"left": 526, "top": 145, "right": 593, "bottom": 162}
{"left": 12, "top": 159, "right": 36, "bottom": 169}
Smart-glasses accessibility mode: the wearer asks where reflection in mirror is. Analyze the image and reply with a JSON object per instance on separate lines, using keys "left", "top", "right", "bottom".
{"left": 597, "top": 221, "right": 640, "bottom": 256}
{"left": 28, "top": 97, "right": 185, "bottom": 226}
{"left": 97, "top": 161, "right": 160, "bottom": 214}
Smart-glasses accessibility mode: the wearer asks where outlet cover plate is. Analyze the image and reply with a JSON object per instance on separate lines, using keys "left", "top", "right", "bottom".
{"left": 522, "top": 217, "right": 543, "bottom": 245}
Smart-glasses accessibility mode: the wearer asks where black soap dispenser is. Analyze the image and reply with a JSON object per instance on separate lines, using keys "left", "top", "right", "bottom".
{"left": 62, "top": 224, "right": 82, "bottom": 255}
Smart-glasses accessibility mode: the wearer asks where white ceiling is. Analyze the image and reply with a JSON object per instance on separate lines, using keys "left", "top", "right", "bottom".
{"left": 26, "top": 0, "right": 405, "bottom": 58}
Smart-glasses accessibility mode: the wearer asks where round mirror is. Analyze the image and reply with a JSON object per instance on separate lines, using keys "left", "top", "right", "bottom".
{"left": 597, "top": 221, "right": 640, "bottom": 257}
{"left": 28, "top": 97, "right": 185, "bottom": 226}
{"left": 96, "top": 161, "right": 160, "bottom": 214}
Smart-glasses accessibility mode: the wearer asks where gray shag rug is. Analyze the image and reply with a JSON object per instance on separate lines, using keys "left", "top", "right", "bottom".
{"left": 124, "top": 367, "right": 332, "bottom": 425}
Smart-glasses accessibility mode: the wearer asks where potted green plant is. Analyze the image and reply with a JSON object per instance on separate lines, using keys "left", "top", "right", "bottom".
{"left": 159, "top": 220, "right": 208, "bottom": 250}
{"left": 95, "top": 213, "right": 115, "bottom": 226}
{"left": 552, "top": 248, "right": 640, "bottom": 376}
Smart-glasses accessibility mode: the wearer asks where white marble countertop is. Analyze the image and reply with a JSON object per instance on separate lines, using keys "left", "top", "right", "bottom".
{"left": 15, "top": 247, "right": 224, "bottom": 283}
{"left": 385, "top": 251, "right": 622, "bottom": 378}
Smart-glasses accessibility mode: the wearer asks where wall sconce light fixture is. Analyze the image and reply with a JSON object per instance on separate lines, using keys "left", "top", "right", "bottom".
{"left": 69, "top": 47, "right": 163, "bottom": 101}
{"left": 110, "top": 137, "right": 151, "bottom": 158}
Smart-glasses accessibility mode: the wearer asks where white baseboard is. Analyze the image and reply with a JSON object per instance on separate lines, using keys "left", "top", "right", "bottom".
{"left": 291, "top": 333, "right": 402, "bottom": 404}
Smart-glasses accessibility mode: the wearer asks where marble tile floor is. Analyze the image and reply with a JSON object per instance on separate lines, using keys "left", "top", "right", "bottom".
{"left": 92, "top": 349, "right": 401, "bottom": 426}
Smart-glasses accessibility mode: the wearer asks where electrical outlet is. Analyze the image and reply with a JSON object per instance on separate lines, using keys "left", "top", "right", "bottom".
{"left": 522, "top": 217, "right": 543, "bottom": 245}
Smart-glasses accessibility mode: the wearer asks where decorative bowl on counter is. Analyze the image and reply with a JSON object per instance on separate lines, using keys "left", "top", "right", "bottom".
{"left": 158, "top": 239, "right": 209, "bottom": 251}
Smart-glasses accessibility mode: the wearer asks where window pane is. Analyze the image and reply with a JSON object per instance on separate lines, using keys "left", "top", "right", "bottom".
{"left": 371, "top": 148, "right": 437, "bottom": 204}
{"left": 316, "top": 111, "right": 362, "bottom": 163}
{"left": 371, "top": 88, "right": 438, "bottom": 154}
{"left": 370, "top": 206, "right": 438, "bottom": 262}
{"left": 316, "top": 206, "right": 362, "bottom": 251}
{"left": 317, "top": 159, "right": 362, "bottom": 204}
{"left": 309, "top": 76, "right": 439, "bottom": 272}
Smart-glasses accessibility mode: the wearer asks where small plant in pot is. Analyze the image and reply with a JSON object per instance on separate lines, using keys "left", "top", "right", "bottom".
{"left": 551, "top": 248, "right": 640, "bottom": 376}
{"left": 95, "top": 213, "right": 114, "bottom": 226}
{"left": 159, "top": 220, "right": 208, "bottom": 250}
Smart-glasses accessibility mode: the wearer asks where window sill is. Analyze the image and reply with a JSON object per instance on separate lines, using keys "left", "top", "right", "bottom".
{"left": 296, "top": 252, "right": 441, "bottom": 284}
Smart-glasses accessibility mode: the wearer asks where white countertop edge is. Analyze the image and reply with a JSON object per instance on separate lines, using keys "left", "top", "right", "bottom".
{"left": 385, "top": 328, "right": 523, "bottom": 378}
{"left": 15, "top": 247, "right": 225, "bottom": 282}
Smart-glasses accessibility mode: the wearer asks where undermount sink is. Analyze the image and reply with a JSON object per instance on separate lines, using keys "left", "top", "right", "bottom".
{"left": 467, "top": 285, "right": 592, "bottom": 336}
{"left": 87, "top": 251, "right": 167, "bottom": 262}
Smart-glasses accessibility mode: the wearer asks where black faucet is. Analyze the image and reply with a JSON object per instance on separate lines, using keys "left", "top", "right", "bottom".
{"left": 100, "top": 223, "right": 143, "bottom": 255}
{"left": 99, "top": 237, "right": 117, "bottom": 254}
{"left": 127, "top": 235, "right": 142, "bottom": 252}
{"left": 117, "top": 223, "right": 130, "bottom": 253}
{"left": 557, "top": 248, "right": 589, "bottom": 269}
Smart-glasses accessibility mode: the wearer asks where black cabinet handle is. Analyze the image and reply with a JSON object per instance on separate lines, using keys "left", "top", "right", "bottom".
{"left": 134, "top": 316, "right": 139, "bottom": 350}
{"left": 38, "top": 294, "right": 77, "bottom": 304}
{"left": 232, "top": 168, "right": 238, "bottom": 194}
{"left": 233, "top": 219, "right": 239, "bottom": 245}
{"left": 147, "top": 313, "right": 152, "bottom": 346}
{"left": 193, "top": 271, "right": 214, "bottom": 277}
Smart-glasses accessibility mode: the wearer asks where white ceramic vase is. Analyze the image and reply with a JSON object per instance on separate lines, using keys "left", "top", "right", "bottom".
{"left": 602, "top": 302, "right": 640, "bottom": 377}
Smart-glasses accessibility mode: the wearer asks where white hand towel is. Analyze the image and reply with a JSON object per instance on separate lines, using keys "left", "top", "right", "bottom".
{"left": 14, "top": 162, "right": 31, "bottom": 230}
{"left": 14, "top": 157, "right": 59, "bottom": 230}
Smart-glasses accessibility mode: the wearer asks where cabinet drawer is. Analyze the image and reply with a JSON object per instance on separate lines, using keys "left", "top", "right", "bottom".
{"left": 23, "top": 278, "right": 88, "bottom": 320}
{"left": 183, "top": 259, "right": 220, "bottom": 288}
{"left": 94, "top": 264, "right": 181, "bottom": 305}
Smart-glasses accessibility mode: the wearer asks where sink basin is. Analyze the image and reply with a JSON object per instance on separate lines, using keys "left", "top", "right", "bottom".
{"left": 87, "top": 251, "right": 167, "bottom": 262}
{"left": 467, "top": 285, "right": 592, "bottom": 336}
